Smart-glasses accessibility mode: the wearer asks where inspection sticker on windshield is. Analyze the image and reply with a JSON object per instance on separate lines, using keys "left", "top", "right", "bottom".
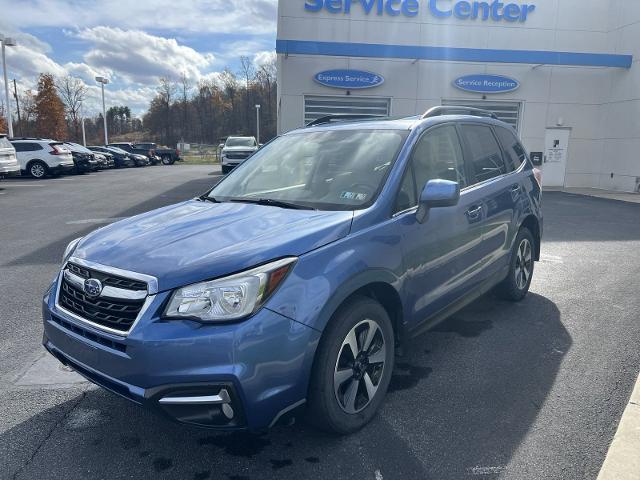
{"left": 340, "top": 191, "right": 368, "bottom": 201}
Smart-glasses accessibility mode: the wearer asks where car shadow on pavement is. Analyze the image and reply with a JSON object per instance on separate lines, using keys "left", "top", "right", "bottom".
{"left": 4, "top": 176, "right": 218, "bottom": 268}
{"left": 2, "top": 292, "right": 568, "bottom": 480}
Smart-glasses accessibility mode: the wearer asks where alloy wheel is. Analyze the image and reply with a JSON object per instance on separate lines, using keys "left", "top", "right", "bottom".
{"left": 514, "top": 238, "right": 533, "bottom": 290}
{"left": 30, "top": 163, "right": 45, "bottom": 178}
{"left": 333, "top": 319, "right": 387, "bottom": 414}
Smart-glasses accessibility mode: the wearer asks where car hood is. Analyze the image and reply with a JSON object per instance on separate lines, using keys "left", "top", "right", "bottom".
{"left": 73, "top": 200, "right": 353, "bottom": 292}
{"left": 223, "top": 146, "right": 258, "bottom": 152}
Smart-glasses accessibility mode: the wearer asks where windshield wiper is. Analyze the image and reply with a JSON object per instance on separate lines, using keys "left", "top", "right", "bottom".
{"left": 197, "top": 195, "right": 220, "bottom": 203}
{"left": 229, "top": 197, "right": 314, "bottom": 210}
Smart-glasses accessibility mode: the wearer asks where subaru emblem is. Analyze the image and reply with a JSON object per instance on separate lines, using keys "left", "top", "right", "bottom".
{"left": 83, "top": 278, "right": 103, "bottom": 298}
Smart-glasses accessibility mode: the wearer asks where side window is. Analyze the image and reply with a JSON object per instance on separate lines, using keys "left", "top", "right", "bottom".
{"left": 495, "top": 126, "right": 527, "bottom": 172}
{"left": 394, "top": 163, "right": 417, "bottom": 213}
{"left": 410, "top": 125, "right": 467, "bottom": 192}
{"left": 460, "top": 125, "right": 507, "bottom": 184}
{"left": 12, "top": 143, "right": 26, "bottom": 152}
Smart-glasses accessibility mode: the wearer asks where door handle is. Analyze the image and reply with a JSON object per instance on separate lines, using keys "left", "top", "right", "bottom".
{"left": 465, "top": 205, "right": 482, "bottom": 219}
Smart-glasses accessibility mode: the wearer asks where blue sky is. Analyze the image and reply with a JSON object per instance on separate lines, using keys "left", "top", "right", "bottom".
{"left": 0, "top": 0, "right": 278, "bottom": 114}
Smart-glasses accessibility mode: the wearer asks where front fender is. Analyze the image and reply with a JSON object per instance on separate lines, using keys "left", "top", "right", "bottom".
{"left": 265, "top": 226, "right": 405, "bottom": 335}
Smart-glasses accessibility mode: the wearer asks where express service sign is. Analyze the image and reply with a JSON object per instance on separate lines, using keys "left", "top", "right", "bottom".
{"left": 314, "top": 70, "right": 384, "bottom": 89}
{"left": 453, "top": 74, "right": 519, "bottom": 93}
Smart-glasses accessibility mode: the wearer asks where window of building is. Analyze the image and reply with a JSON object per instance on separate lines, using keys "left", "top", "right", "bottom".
{"left": 442, "top": 99, "right": 521, "bottom": 132}
{"left": 304, "top": 95, "right": 390, "bottom": 125}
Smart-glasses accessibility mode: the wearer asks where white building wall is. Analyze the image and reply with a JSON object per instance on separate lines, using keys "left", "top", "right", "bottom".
{"left": 277, "top": 0, "right": 639, "bottom": 192}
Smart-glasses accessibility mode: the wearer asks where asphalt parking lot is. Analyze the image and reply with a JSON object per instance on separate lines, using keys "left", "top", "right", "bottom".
{"left": 1, "top": 166, "right": 640, "bottom": 480}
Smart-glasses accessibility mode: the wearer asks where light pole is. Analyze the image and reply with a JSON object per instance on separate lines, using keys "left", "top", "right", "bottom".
{"left": 95, "top": 76, "right": 109, "bottom": 144}
{"left": 81, "top": 117, "right": 86, "bottom": 146}
{"left": 1, "top": 35, "right": 17, "bottom": 137}
{"left": 255, "top": 104, "right": 261, "bottom": 145}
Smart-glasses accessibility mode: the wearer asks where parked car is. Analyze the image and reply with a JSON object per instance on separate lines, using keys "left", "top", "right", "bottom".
{"left": 87, "top": 146, "right": 135, "bottom": 168}
{"left": 93, "top": 152, "right": 115, "bottom": 169}
{"left": 0, "top": 133, "right": 20, "bottom": 178}
{"left": 135, "top": 142, "right": 181, "bottom": 165}
{"left": 220, "top": 136, "right": 259, "bottom": 174}
{"left": 107, "top": 142, "right": 160, "bottom": 165}
{"left": 10, "top": 138, "right": 74, "bottom": 178}
{"left": 64, "top": 142, "right": 98, "bottom": 174}
{"left": 43, "top": 107, "right": 542, "bottom": 434}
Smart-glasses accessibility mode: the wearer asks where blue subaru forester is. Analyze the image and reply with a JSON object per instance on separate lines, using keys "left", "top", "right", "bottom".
{"left": 43, "top": 107, "right": 542, "bottom": 434}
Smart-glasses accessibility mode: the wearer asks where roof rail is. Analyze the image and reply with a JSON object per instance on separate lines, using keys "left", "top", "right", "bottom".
{"left": 8, "top": 137, "right": 49, "bottom": 141}
{"left": 421, "top": 106, "right": 498, "bottom": 120}
{"left": 306, "top": 114, "right": 382, "bottom": 127}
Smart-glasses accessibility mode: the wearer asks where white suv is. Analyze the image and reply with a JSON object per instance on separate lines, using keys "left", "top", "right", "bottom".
{"left": 0, "top": 134, "right": 20, "bottom": 177}
{"left": 220, "top": 136, "right": 259, "bottom": 174}
{"left": 10, "top": 138, "right": 74, "bottom": 178}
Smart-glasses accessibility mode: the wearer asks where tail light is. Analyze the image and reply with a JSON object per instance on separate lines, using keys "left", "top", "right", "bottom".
{"left": 176, "top": 149, "right": 180, "bottom": 156}
{"left": 49, "top": 144, "right": 65, "bottom": 155}
{"left": 533, "top": 168, "right": 543, "bottom": 188}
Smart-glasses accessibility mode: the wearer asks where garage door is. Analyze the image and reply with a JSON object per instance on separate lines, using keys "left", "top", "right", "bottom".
{"left": 304, "top": 96, "right": 391, "bottom": 125}
{"left": 442, "top": 99, "right": 522, "bottom": 132}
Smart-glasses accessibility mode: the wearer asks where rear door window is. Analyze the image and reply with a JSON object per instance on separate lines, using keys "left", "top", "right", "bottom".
{"left": 460, "top": 124, "right": 507, "bottom": 184}
{"left": 495, "top": 126, "right": 527, "bottom": 172}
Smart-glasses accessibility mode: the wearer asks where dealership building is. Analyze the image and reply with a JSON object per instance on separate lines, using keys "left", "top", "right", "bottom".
{"left": 276, "top": 0, "right": 640, "bottom": 191}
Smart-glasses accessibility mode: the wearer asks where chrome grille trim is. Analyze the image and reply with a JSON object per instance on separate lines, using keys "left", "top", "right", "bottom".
{"left": 63, "top": 269, "right": 147, "bottom": 300}
{"left": 54, "top": 258, "right": 159, "bottom": 337}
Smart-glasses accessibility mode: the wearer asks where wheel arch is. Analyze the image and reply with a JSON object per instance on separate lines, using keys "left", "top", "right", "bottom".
{"left": 520, "top": 214, "right": 541, "bottom": 261}
{"left": 25, "top": 158, "right": 48, "bottom": 175}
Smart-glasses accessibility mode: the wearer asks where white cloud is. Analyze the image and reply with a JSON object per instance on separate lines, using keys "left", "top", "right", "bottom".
{"left": 75, "top": 27, "right": 216, "bottom": 84}
{"left": 254, "top": 50, "right": 276, "bottom": 66}
{"left": 0, "top": 0, "right": 278, "bottom": 35}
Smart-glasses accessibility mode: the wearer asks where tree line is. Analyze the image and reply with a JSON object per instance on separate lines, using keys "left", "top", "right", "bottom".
{"left": 3, "top": 55, "right": 277, "bottom": 147}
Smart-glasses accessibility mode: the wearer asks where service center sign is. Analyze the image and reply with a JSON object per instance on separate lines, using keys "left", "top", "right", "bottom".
{"left": 453, "top": 74, "right": 519, "bottom": 93}
{"left": 304, "top": 0, "right": 536, "bottom": 22}
{"left": 315, "top": 69, "right": 384, "bottom": 89}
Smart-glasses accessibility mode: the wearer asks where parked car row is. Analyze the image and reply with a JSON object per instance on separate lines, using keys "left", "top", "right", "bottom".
{"left": 0, "top": 136, "right": 180, "bottom": 179}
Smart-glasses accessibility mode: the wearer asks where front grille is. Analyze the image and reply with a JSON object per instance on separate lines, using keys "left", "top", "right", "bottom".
{"left": 67, "top": 262, "right": 147, "bottom": 290}
{"left": 59, "top": 262, "right": 148, "bottom": 333}
{"left": 225, "top": 152, "right": 251, "bottom": 160}
{"left": 50, "top": 314, "right": 126, "bottom": 352}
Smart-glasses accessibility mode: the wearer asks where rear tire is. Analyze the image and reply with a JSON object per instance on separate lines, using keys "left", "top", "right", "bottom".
{"left": 307, "top": 296, "right": 394, "bottom": 435}
{"left": 496, "top": 227, "right": 535, "bottom": 301}
{"left": 161, "top": 155, "right": 174, "bottom": 165}
{"left": 28, "top": 161, "right": 48, "bottom": 179}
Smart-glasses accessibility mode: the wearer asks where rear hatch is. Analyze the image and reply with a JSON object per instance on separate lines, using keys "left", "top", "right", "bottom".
{"left": 0, "top": 135, "right": 19, "bottom": 171}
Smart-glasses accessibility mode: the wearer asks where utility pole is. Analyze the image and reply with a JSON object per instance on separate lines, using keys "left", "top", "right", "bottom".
{"left": 12, "top": 79, "right": 21, "bottom": 136}
{"left": 1, "top": 35, "right": 17, "bottom": 137}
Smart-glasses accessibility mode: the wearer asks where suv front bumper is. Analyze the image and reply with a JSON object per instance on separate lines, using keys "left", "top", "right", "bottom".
{"left": 42, "top": 278, "right": 320, "bottom": 430}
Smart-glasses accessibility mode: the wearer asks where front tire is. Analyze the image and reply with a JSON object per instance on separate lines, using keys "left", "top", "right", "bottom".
{"left": 496, "top": 227, "right": 535, "bottom": 301}
{"left": 28, "top": 161, "right": 48, "bottom": 179}
{"left": 307, "top": 296, "right": 394, "bottom": 434}
{"left": 221, "top": 165, "right": 232, "bottom": 174}
{"left": 161, "top": 155, "right": 174, "bottom": 165}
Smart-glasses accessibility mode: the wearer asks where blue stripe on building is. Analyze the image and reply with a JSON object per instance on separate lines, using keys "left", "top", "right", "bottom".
{"left": 276, "top": 40, "right": 633, "bottom": 68}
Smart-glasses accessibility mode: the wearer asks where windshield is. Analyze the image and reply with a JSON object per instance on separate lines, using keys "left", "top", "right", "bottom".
{"left": 225, "top": 137, "right": 256, "bottom": 148}
{"left": 209, "top": 129, "right": 408, "bottom": 210}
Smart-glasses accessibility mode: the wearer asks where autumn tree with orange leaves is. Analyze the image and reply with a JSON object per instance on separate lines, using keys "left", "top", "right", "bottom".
{"left": 35, "top": 74, "right": 66, "bottom": 140}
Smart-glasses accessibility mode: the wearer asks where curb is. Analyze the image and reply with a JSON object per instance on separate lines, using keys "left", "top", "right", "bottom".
{"left": 597, "top": 372, "right": 640, "bottom": 480}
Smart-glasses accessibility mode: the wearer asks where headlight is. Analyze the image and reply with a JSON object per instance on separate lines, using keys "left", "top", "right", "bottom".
{"left": 62, "top": 237, "right": 82, "bottom": 264}
{"left": 164, "top": 257, "right": 297, "bottom": 322}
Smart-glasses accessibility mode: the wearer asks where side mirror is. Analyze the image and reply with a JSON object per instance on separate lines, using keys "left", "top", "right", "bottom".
{"left": 218, "top": 143, "right": 224, "bottom": 149}
{"left": 416, "top": 179, "right": 460, "bottom": 223}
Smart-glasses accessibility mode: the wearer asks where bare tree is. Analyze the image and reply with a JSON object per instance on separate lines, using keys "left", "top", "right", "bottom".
{"left": 157, "top": 77, "right": 178, "bottom": 144}
{"left": 56, "top": 75, "right": 87, "bottom": 141}
{"left": 238, "top": 56, "right": 256, "bottom": 89}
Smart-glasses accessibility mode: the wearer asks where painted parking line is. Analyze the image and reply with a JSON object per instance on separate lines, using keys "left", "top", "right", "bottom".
{"left": 66, "top": 217, "right": 128, "bottom": 225}
{"left": 540, "top": 254, "right": 564, "bottom": 264}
